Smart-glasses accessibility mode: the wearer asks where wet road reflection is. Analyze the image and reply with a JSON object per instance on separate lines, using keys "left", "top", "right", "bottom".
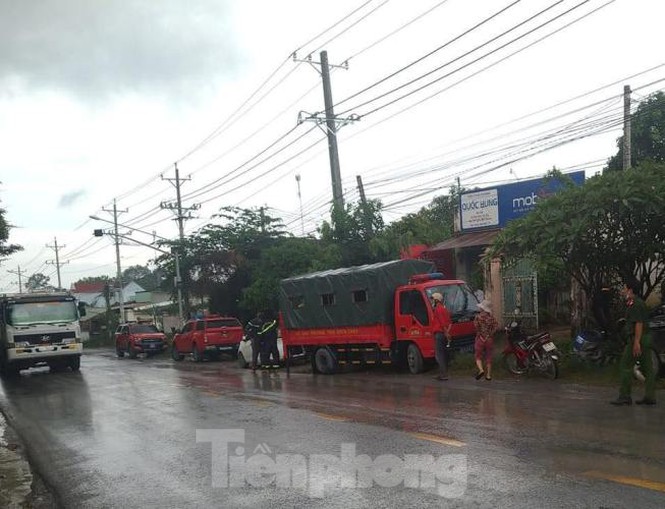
{"left": 0, "top": 350, "right": 662, "bottom": 508}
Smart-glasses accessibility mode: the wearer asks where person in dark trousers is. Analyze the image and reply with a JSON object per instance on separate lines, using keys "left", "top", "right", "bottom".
{"left": 431, "top": 292, "right": 452, "bottom": 381}
{"left": 245, "top": 312, "right": 264, "bottom": 372}
{"left": 259, "top": 312, "right": 280, "bottom": 369}
{"left": 611, "top": 281, "right": 657, "bottom": 406}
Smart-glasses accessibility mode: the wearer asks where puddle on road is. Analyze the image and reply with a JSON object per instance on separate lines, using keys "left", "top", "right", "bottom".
{"left": 0, "top": 413, "right": 33, "bottom": 508}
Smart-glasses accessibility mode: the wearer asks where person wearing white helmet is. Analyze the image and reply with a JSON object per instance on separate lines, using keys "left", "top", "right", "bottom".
{"left": 430, "top": 292, "right": 452, "bottom": 381}
{"left": 473, "top": 300, "right": 498, "bottom": 381}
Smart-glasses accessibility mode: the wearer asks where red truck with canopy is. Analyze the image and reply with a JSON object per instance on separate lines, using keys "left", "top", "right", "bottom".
{"left": 279, "top": 259, "right": 479, "bottom": 374}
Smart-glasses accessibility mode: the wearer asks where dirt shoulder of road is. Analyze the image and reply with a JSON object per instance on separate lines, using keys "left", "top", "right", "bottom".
{"left": 0, "top": 411, "right": 59, "bottom": 509}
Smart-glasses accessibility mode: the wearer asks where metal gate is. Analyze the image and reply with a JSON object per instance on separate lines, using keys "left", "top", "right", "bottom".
{"left": 502, "top": 259, "right": 539, "bottom": 331}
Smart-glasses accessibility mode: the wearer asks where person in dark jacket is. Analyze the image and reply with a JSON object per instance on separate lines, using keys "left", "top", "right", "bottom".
{"left": 245, "top": 312, "right": 264, "bottom": 372}
{"left": 259, "top": 311, "right": 280, "bottom": 369}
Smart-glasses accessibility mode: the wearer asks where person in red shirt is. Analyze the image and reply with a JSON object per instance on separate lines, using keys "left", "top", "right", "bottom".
{"left": 473, "top": 300, "right": 498, "bottom": 381}
{"left": 431, "top": 292, "right": 452, "bottom": 381}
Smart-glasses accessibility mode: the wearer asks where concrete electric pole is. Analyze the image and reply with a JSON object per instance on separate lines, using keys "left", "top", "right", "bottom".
{"left": 295, "top": 50, "right": 358, "bottom": 215}
{"left": 161, "top": 163, "right": 199, "bottom": 316}
{"left": 623, "top": 84, "right": 632, "bottom": 171}
{"left": 7, "top": 265, "right": 26, "bottom": 293}
{"left": 102, "top": 199, "right": 127, "bottom": 323}
{"left": 295, "top": 174, "right": 304, "bottom": 236}
{"left": 46, "top": 237, "right": 68, "bottom": 290}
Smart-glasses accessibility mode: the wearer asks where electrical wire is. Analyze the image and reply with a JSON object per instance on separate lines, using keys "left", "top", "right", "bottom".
{"left": 357, "top": 0, "right": 596, "bottom": 118}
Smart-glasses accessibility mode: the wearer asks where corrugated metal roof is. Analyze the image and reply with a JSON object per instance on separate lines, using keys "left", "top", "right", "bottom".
{"left": 427, "top": 230, "right": 500, "bottom": 251}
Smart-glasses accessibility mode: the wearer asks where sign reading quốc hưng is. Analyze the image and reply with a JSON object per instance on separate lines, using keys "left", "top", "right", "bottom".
{"left": 459, "top": 171, "right": 585, "bottom": 232}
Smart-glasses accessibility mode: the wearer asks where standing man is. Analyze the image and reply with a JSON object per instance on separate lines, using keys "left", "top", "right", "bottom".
{"left": 431, "top": 292, "right": 452, "bottom": 381}
{"left": 611, "top": 281, "right": 657, "bottom": 406}
{"left": 245, "top": 311, "right": 264, "bottom": 372}
{"left": 259, "top": 311, "right": 280, "bottom": 369}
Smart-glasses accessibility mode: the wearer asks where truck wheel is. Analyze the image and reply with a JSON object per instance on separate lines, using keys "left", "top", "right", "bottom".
{"left": 69, "top": 355, "right": 81, "bottom": 372}
{"left": 192, "top": 344, "right": 204, "bottom": 363}
{"left": 407, "top": 344, "right": 424, "bottom": 374}
{"left": 314, "top": 347, "right": 337, "bottom": 375}
{"left": 116, "top": 347, "right": 125, "bottom": 358}
{"left": 171, "top": 345, "right": 184, "bottom": 361}
{"left": 128, "top": 344, "right": 137, "bottom": 359}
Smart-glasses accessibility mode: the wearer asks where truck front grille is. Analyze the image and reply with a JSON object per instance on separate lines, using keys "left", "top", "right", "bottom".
{"left": 15, "top": 332, "right": 76, "bottom": 345}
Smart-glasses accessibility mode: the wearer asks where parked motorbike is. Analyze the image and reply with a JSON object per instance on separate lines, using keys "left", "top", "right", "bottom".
{"left": 572, "top": 328, "right": 623, "bottom": 365}
{"left": 503, "top": 320, "right": 559, "bottom": 379}
{"left": 575, "top": 315, "right": 662, "bottom": 379}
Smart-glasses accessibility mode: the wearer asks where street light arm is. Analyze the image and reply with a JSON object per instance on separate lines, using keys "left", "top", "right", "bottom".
{"left": 90, "top": 215, "right": 171, "bottom": 242}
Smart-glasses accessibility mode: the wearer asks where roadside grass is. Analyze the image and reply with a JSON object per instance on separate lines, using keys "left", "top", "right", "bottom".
{"left": 448, "top": 326, "right": 665, "bottom": 389}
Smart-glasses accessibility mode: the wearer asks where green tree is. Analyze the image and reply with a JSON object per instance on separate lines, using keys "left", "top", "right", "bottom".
{"left": 121, "top": 264, "right": 163, "bottom": 291}
{"left": 606, "top": 91, "right": 665, "bottom": 171}
{"left": 371, "top": 186, "right": 460, "bottom": 259}
{"left": 26, "top": 272, "right": 51, "bottom": 292}
{"left": 241, "top": 237, "right": 341, "bottom": 313}
{"left": 0, "top": 204, "right": 22, "bottom": 261}
{"left": 155, "top": 206, "right": 287, "bottom": 319}
{"left": 74, "top": 275, "right": 111, "bottom": 285}
{"left": 489, "top": 166, "right": 665, "bottom": 326}
{"left": 319, "top": 199, "right": 384, "bottom": 266}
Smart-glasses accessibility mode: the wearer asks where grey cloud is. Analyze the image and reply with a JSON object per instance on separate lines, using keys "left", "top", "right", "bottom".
{"left": 59, "top": 189, "right": 86, "bottom": 207}
{"left": 0, "top": 0, "right": 240, "bottom": 103}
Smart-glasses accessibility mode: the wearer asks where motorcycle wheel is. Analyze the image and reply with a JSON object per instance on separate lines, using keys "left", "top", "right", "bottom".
{"left": 542, "top": 353, "right": 559, "bottom": 380}
{"left": 504, "top": 352, "right": 527, "bottom": 375}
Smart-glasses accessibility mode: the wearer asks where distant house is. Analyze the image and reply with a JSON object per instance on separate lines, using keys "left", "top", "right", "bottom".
{"left": 71, "top": 282, "right": 108, "bottom": 308}
{"left": 71, "top": 281, "right": 146, "bottom": 309}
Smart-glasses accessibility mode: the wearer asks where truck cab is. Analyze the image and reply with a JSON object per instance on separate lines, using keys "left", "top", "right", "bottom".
{"left": 394, "top": 274, "right": 479, "bottom": 373}
{"left": 0, "top": 292, "right": 83, "bottom": 377}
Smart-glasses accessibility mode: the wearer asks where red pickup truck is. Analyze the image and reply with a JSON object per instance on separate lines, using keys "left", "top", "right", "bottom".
{"left": 279, "top": 259, "right": 479, "bottom": 374}
{"left": 115, "top": 323, "right": 167, "bottom": 359}
{"left": 171, "top": 315, "right": 243, "bottom": 362}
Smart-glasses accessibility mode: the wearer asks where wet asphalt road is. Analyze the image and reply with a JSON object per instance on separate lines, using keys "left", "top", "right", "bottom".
{"left": 0, "top": 350, "right": 663, "bottom": 509}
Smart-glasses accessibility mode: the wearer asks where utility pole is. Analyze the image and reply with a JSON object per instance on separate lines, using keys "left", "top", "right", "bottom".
{"left": 623, "top": 84, "right": 632, "bottom": 171}
{"left": 295, "top": 50, "right": 358, "bottom": 216}
{"left": 161, "top": 163, "right": 199, "bottom": 316}
{"left": 161, "top": 163, "right": 200, "bottom": 242}
{"left": 356, "top": 175, "right": 373, "bottom": 236}
{"left": 7, "top": 266, "right": 26, "bottom": 293}
{"left": 46, "top": 237, "right": 68, "bottom": 290}
{"left": 295, "top": 174, "right": 304, "bottom": 236}
{"left": 102, "top": 199, "right": 127, "bottom": 323}
{"left": 321, "top": 51, "right": 344, "bottom": 211}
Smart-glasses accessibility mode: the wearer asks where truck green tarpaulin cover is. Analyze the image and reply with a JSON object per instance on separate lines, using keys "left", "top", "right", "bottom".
{"left": 279, "top": 259, "right": 435, "bottom": 329}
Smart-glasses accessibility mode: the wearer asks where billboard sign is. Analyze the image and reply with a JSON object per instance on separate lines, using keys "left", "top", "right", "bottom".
{"left": 460, "top": 171, "right": 585, "bottom": 232}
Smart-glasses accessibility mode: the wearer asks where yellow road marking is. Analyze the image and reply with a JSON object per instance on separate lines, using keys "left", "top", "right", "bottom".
{"left": 585, "top": 471, "right": 665, "bottom": 493}
{"left": 409, "top": 432, "right": 465, "bottom": 448}
{"left": 314, "top": 412, "right": 349, "bottom": 422}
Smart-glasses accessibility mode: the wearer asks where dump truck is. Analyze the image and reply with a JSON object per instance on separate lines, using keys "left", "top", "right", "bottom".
{"left": 0, "top": 292, "right": 85, "bottom": 377}
{"left": 279, "top": 259, "right": 479, "bottom": 374}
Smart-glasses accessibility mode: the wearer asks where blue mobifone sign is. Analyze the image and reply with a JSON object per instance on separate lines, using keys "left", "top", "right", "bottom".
{"left": 459, "top": 171, "right": 585, "bottom": 232}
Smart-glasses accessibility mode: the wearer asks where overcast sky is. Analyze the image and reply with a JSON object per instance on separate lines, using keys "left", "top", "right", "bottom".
{"left": 1, "top": 0, "right": 663, "bottom": 291}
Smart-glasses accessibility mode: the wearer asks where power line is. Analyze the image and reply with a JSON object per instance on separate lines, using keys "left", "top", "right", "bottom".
{"left": 335, "top": 0, "right": 525, "bottom": 111}
{"left": 357, "top": 0, "right": 597, "bottom": 118}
